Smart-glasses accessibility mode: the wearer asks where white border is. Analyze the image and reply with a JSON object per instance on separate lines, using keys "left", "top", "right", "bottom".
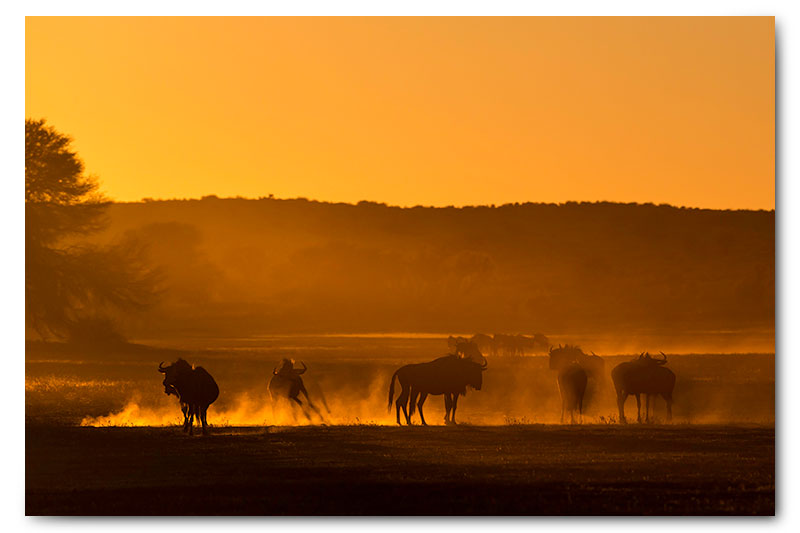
{"left": 4, "top": 2, "right": 795, "bottom": 531}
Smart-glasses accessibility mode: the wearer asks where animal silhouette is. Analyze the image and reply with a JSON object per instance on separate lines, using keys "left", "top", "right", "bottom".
{"left": 158, "top": 359, "right": 219, "bottom": 435}
{"left": 268, "top": 359, "right": 328, "bottom": 423}
{"left": 388, "top": 342, "right": 487, "bottom": 425}
{"left": 548, "top": 345, "right": 588, "bottom": 423}
{"left": 611, "top": 352, "right": 676, "bottom": 423}
{"left": 454, "top": 333, "right": 550, "bottom": 357}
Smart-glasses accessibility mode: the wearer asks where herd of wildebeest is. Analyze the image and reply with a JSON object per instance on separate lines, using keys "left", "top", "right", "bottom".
{"left": 157, "top": 339, "right": 676, "bottom": 435}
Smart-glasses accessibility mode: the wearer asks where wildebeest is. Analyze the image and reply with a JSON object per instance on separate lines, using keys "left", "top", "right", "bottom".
{"left": 387, "top": 342, "right": 487, "bottom": 426}
{"left": 268, "top": 359, "right": 328, "bottom": 423}
{"left": 456, "top": 333, "right": 550, "bottom": 357}
{"left": 549, "top": 345, "right": 588, "bottom": 423}
{"left": 158, "top": 359, "right": 219, "bottom": 435}
{"left": 611, "top": 352, "right": 676, "bottom": 423}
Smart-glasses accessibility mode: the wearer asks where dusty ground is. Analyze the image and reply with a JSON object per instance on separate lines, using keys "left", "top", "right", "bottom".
{"left": 26, "top": 424, "right": 774, "bottom": 516}
{"left": 25, "top": 339, "right": 775, "bottom": 515}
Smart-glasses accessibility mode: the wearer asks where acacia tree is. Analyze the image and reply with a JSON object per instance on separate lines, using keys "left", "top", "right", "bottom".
{"left": 25, "top": 119, "right": 157, "bottom": 340}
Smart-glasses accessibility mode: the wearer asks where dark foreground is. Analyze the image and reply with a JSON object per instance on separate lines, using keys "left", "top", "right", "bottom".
{"left": 26, "top": 424, "right": 774, "bottom": 516}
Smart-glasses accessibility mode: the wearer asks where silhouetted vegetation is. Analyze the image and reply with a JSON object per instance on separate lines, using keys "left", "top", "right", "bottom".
{"left": 85, "top": 196, "right": 773, "bottom": 340}
{"left": 25, "top": 119, "right": 158, "bottom": 340}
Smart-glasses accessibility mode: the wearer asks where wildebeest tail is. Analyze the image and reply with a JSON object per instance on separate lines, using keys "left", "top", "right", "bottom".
{"left": 387, "top": 370, "right": 400, "bottom": 412}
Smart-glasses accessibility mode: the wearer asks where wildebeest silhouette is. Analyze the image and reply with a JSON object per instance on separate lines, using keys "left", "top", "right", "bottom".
{"left": 611, "top": 352, "right": 676, "bottom": 423}
{"left": 548, "top": 345, "right": 588, "bottom": 423}
{"left": 452, "top": 333, "right": 550, "bottom": 357}
{"left": 158, "top": 359, "right": 219, "bottom": 435}
{"left": 268, "top": 359, "right": 328, "bottom": 423}
{"left": 387, "top": 342, "right": 487, "bottom": 426}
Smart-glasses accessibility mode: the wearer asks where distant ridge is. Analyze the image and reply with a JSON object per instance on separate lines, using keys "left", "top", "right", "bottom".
{"left": 125, "top": 195, "right": 775, "bottom": 213}
{"left": 92, "top": 197, "right": 774, "bottom": 339}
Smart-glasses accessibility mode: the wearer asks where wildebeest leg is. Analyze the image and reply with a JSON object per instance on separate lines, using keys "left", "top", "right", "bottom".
{"left": 200, "top": 406, "right": 209, "bottom": 435}
{"left": 299, "top": 385, "right": 324, "bottom": 423}
{"left": 396, "top": 384, "right": 410, "bottom": 425}
{"left": 187, "top": 405, "right": 196, "bottom": 436}
{"left": 290, "top": 395, "right": 313, "bottom": 422}
{"left": 451, "top": 394, "right": 460, "bottom": 424}
{"left": 409, "top": 390, "right": 419, "bottom": 423}
{"left": 635, "top": 394, "right": 642, "bottom": 423}
{"left": 645, "top": 395, "right": 651, "bottom": 423}
{"left": 616, "top": 391, "right": 627, "bottom": 424}
{"left": 181, "top": 403, "right": 189, "bottom": 432}
{"left": 284, "top": 397, "right": 300, "bottom": 424}
{"left": 309, "top": 382, "right": 332, "bottom": 415}
{"left": 443, "top": 394, "right": 452, "bottom": 424}
{"left": 417, "top": 393, "right": 429, "bottom": 426}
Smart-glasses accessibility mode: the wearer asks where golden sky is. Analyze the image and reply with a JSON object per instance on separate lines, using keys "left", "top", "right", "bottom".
{"left": 26, "top": 17, "right": 774, "bottom": 209}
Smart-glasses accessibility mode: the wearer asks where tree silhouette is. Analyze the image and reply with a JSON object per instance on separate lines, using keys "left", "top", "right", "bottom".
{"left": 25, "top": 119, "right": 157, "bottom": 339}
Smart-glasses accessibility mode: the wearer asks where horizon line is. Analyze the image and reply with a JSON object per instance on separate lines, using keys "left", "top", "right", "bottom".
{"left": 110, "top": 194, "right": 776, "bottom": 213}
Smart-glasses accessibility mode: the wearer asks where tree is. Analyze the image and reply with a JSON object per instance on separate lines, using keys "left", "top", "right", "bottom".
{"left": 25, "top": 119, "right": 157, "bottom": 339}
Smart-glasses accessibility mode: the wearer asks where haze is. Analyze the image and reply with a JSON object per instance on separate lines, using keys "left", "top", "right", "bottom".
{"left": 25, "top": 17, "right": 774, "bottom": 210}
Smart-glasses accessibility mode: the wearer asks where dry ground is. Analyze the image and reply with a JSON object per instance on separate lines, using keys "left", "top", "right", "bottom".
{"left": 26, "top": 424, "right": 774, "bottom": 516}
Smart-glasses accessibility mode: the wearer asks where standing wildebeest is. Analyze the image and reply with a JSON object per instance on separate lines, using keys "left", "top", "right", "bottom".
{"left": 549, "top": 345, "right": 588, "bottom": 423}
{"left": 158, "top": 359, "right": 219, "bottom": 435}
{"left": 387, "top": 342, "right": 487, "bottom": 426}
{"left": 578, "top": 350, "right": 607, "bottom": 411}
{"left": 268, "top": 359, "right": 327, "bottom": 423}
{"left": 611, "top": 352, "right": 676, "bottom": 423}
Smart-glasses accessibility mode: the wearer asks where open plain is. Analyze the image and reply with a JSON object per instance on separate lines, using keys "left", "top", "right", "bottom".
{"left": 25, "top": 336, "right": 775, "bottom": 515}
{"left": 26, "top": 423, "right": 774, "bottom": 515}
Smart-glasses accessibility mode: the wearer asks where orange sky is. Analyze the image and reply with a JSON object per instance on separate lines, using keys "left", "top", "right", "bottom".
{"left": 25, "top": 17, "right": 774, "bottom": 210}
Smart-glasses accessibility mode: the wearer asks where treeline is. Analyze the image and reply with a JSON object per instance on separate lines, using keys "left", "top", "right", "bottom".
{"left": 89, "top": 197, "right": 773, "bottom": 339}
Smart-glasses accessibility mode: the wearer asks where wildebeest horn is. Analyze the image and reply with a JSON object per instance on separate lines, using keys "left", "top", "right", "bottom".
{"left": 158, "top": 361, "right": 167, "bottom": 372}
{"left": 480, "top": 360, "right": 488, "bottom": 370}
{"left": 297, "top": 361, "right": 307, "bottom": 374}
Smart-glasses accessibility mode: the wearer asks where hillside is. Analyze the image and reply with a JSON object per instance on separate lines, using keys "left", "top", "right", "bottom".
{"left": 90, "top": 198, "right": 773, "bottom": 340}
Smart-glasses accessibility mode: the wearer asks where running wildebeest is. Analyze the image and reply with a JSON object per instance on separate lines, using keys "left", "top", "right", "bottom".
{"left": 158, "top": 359, "right": 219, "bottom": 435}
{"left": 549, "top": 345, "right": 588, "bottom": 423}
{"left": 611, "top": 351, "right": 676, "bottom": 423}
{"left": 268, "top": 359, "right": 328, "bottom": 423}
{"left": 387, "top": 342, "right": 487, "bottom": 426}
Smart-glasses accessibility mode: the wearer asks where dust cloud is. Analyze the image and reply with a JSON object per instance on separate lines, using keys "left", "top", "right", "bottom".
{"left": 79, "top": 373, "right": 398, "bottom": 427}
{"left": 36, "top": 348, "right": 771, "bottom": 429}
